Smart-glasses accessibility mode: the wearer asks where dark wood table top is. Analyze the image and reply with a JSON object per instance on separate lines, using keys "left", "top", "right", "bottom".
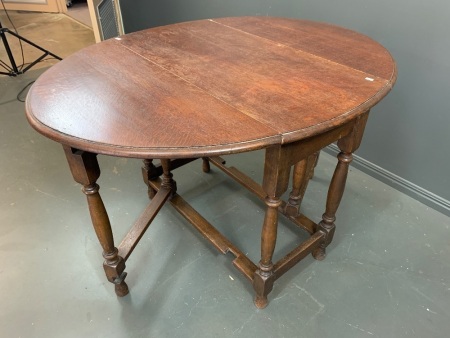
{"left": 26, "top": 17, "right": 396, "bottom": 159}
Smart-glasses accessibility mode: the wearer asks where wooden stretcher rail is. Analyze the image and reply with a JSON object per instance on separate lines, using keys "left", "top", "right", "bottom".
{"left": 208, "top": 156, "right": 317, "bottom": 235}
{"left": 148, "top": 178, "right": 258, "bottom": 281}
{"left": 118, "top": 187, "right": 172, "bottom": 260}
{"left": 209, "top": 156, "right": 266, "bottom": 199}
{"left": 146, "top": 161, "right": 325, "bottom": 284}
{"left": 273, "top": 231, "right": 324, "bottom": 278}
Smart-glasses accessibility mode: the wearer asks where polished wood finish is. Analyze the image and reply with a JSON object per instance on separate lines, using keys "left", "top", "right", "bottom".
{"left": 26, "top": 17, "right": 395, "bottom": 158}
{"left": 26, "top": 17, "right": 396, "bottom": 307}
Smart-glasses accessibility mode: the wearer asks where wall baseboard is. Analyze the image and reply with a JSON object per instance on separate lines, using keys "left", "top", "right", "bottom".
{"left": 324, "top": 144, "right": 450, "bottom": 217}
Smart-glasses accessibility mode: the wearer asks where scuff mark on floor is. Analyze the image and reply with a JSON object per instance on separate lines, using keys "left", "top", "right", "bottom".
{"left": 293, "top": 282, "right": 325, "bottom": 324}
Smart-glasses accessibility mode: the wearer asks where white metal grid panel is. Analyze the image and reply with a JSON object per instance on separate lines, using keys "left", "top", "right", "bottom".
{"left": 97, "top": 0, "right": 119, "bottom": 40}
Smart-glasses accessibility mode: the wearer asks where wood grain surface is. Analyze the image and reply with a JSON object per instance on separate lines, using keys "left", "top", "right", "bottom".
{"left": 26, "top": 17, "right": 396, "bottom": 158}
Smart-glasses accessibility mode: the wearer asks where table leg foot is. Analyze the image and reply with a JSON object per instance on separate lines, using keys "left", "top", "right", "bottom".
{"left": 253, "top": 266, "right": 275, "bottom": 309}
{"left": 115, "top": 281, "right": 129, "bottom": 297}
{"left": 254, "top": 295, "right": 268, "bottom": 309}
{"left": 312, "top": 246, "right": 326, "bottom": 261}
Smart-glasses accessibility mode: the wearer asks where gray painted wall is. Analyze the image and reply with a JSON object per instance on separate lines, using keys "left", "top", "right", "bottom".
{"left": 120, "top": 0, "right": 450, "bottom": 212}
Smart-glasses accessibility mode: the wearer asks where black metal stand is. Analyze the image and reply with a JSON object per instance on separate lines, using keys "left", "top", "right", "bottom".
{"left": 0, "top": 20, "right": 62, "bottom": 77}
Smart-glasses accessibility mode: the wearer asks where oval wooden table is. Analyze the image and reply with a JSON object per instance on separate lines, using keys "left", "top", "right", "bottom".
{"left": 26, "top": 17, "right": 396, "bottom": 308}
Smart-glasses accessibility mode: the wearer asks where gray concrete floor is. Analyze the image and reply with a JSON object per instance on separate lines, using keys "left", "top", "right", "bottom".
{"left": 1, "top": 10, "right": 450, "bottom": 338}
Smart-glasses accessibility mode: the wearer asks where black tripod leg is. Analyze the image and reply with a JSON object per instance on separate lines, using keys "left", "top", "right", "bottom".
{"left": 21, "top": 53, "right": 52, "bottom": 73}
{"left": 0, "top": 23, "right": 62, "bottom": 76}
{"left": 0, "top": 28, "right": 20, "bottom": 75}
{"left": 6, "top": 29, "right": 62, "bottom": 61}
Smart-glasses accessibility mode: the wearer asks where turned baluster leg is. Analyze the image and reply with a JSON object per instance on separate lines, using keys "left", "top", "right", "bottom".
{"left": 142, "top": 159, "right": 158, "bottom": 199}
{"left": 312, "top": 151, "right": 352, "bottom": 260}
{"left": 284, "top": 152, "right": 318, "bottom": 217}
{"left": 284, "top": 159, "right": 307, "bottom": 217}
{"left": 160, "top": 159, "right": 177, "bottom": 196}
{"left": 312, "top": 113, "right": 369, "bottom": 260}
{"left": 254, "top": 195, "right": 283, "bottom": 308}
{"left": 63, "top": 146, "right": 128, "bottom": 296}
{"left": 253, "top": 146, "right": 290, "bottom": 308}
